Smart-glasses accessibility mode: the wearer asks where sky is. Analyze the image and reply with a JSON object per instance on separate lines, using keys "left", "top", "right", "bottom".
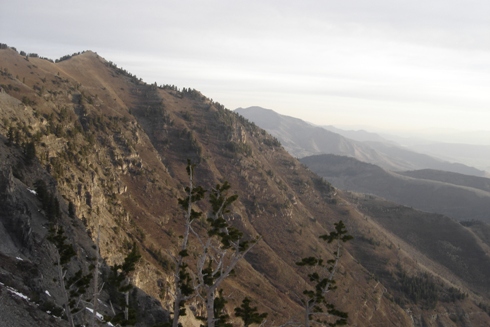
{"left": 1, "top": 0, "right": 490, "bottom": 141}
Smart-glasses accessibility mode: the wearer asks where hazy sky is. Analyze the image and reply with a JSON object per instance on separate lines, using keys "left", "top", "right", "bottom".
{"left": 2, "top": 0, "right": 490, "bottom": 136}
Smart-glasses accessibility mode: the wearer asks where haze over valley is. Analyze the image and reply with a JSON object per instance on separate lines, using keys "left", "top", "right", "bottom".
{"left": 236, "top": 106, "right": 489, "bottom": 176}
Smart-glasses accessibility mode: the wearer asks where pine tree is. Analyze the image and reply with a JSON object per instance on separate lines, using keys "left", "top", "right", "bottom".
{"left": 296, "top": 220, "right": 352, "bottom": 327}
{"left": 108, "top": 244, "right": 141, "bottom": 324}
{"left": 48, "top": 226, "right": 93, "bottom": 327}
{"left": 235, "top": 297, "right": 268, "bottom": 327}
{"left": 211, "top": 289, "right": 232, "bottom": 327}
{"left": 196, "top": 181, "right": 257, "bottom": 327}
{"left": 171, "top": 160, "right": 206, "bottom": 327}
{"left": 24, "top": 141, "right": 36, "bottom": 164}
{"left": 171, "top": 161, "right": 258, "bottom": 327}
{"left": 68, "top": 201, "right": 76, "bottom": 218}
{"left": 6, "top": 126, "right": 15, "bottom": 145}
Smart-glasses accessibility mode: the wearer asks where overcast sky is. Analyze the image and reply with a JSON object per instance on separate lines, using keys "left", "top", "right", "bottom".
{"left": 1, "top": 0, "right": 490, "bottom": 140}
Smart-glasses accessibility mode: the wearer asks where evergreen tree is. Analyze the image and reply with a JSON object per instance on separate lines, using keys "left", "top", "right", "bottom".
{"left": 171, "top": 162, "right": 258, "bottom": 327}
{"left": 208, "top": 289, "right": 232, "bottom": 327}
{"left": 34, "top": 179, "right": 61, "bottom": 221}
{"left": 171, "top": 160, "right": 206, "bottom": 327}
{"left": 6, "top": 126, "right": 15, "bottom": 145}
{"left": 296, "top": 221, "right": 352, "bottom": 327}
{"left": 68, "top": 201, "right": 76, "bottom": 218}
{"left": 24, "top": 141, "right": 36, "bottom": 164}
{"left": 235, "top": 297, "right": 268, "bottom": 327}
{"left": 108, "top": 243, "right": 141, "bottom": 325}
{"left": 196, "top": 181, "right": 257, "bottom": 327}
{"left": 48, "top": 226, "right": 93, "bottom": 327}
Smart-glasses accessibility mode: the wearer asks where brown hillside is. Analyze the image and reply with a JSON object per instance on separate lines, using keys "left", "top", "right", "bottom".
{"left": 2, "top": 45, "right": 490, "bottom": 326}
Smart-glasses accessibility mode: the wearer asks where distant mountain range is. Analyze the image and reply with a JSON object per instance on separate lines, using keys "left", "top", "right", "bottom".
{"left": 324, "top": 126, "right": 490, "bottom": 171}
{"left": 321, "top": 125, "right": 393, "bottom": 143}
{"left": 235, "top": 106, "right": 486, "bottom": 177}
{"left": 301, "top": 154, "right": 490, "bottom": 223}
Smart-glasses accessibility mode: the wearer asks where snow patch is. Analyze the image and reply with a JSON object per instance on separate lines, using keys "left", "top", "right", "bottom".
{"left": 27, "top": 188, "right": 37, "bottom": 195}
{"left": 85, "top": 307, "right": 104, "bottom": 320}
{"left": 45, "top": 290, "right": 51, "bottom": 297}
{"left": 6, "top": 286, "right": 30, "bottom": 301}
{"left": 16, "top": 256, "right": 23, "bottom": 261}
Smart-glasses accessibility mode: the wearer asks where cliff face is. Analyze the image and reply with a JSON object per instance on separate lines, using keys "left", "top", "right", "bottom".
{"left": 0, "top": 115, "right": 169, "bottom": 327}
{"left": 1, "top": 46, "right": 490, "bottom": 326}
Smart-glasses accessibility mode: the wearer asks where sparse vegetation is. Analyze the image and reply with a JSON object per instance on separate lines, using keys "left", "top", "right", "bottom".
{"left": 170, "top": 161, "right": 258, "bottom": 327}
{"left": 296, "top": 220, "right": 353, "bottom": 327}
{"left": 48, "top": 226, "right": 93, "bottom": 327}
{"left": 396, "top": 271, "right": 438, "bottom": 309}
{"left": 106, "top": 244, "right": 141, "bottom": 325}
{"left": 2, "top": 44, "right": 490, "bottom": 327}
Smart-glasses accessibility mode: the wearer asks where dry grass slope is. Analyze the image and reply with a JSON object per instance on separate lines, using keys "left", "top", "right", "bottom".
{"left": 1, "top": 45, "right": 490, "bottom": 326}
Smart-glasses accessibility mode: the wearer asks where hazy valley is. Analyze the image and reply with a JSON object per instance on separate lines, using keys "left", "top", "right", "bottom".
{"left": 236, "top": 106, "right": 488, "bottom": 177}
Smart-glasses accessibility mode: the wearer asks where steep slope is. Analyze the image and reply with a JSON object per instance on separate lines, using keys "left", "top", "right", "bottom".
{"left": 349, "top": 193, "right": 490, "bottom": 315}
{"left": 0, "top": 132, "right": 166, "bottom": 326}
{"left": 0, "top": 47, "right": 405, "bottom": 326}
{"left": 236, "top": 106, "right": 485, "bottom": 177}
{"left": 301, "top": 154, "right": 490, "bottom": 223}
{"left": 2, "top": 45, "right": 490, "bottom": 326}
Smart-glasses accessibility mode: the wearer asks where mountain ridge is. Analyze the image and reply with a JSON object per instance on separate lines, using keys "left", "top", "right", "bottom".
{"left": 235, "top": 106, "right": 486, "bottom": 177}
{"left": 1, "top": 45, "right": 490, "bottom": 326}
